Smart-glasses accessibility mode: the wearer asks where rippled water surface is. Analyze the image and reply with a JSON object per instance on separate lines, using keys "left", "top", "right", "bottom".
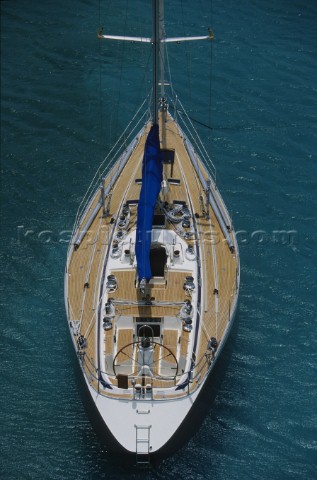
{"left": 1, "top": 1, "right": 316, "bottom": 479}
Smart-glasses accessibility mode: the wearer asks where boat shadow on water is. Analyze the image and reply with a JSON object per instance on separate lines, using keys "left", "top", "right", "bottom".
{"left": 70, "top": 310, "right": 240, "bottom": 469}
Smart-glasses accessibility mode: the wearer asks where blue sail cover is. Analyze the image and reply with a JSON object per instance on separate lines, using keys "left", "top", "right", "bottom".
{"left": 136, "top": 124, "right": 162, "bottom": 281}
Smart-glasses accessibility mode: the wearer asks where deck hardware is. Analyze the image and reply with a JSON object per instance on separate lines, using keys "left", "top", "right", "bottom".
{"left": 105, "top": 299, "right": 115, "bottom": 316}
{"left": 139, "top": 277, "right": 146, "bottom": 294}
{"left": 183, "top": 317, "right": 193, "bottom": 332}
{"left": 185, "top": 245, "right": 196, "bottom": 261}
{"left": 118, "top": 215, "right": 127, "bottom": 228}
{"left": 135, "top": 424, "right": 152, "bottom": 466}
{"left": 122, "top": 203, "right": 130, "bottom": 216}
{"left": 77, "top": 335, "right": 87, "bottom": 349}
{"left": 114, "top": 229, "right": 126, "bottom": 242}
{"left": 103, "top": 317, "right": 113, "bottom": 331}
{"left": 182, "top": 219, "right": 190, "bottom": 228}
{"left": 179, "top": 300, "right": 193, "bottom": 319}
{"left": 101, "top": 178, "right": 112, "bottom": 217}
{"left": 199, "top": 193, "right": 205, "bottom": 215}
{"left": 173, "top": 249, "right": 180, "bottom": 259}
{"left": 135, "top": 384, "right": 142, "bottom": 394}
{"left": 183, "top": 275, "right": 195, "bottom": 295}
{"left": 106, "top": 274, "right": 117, "bottom": 292}
{"left": 205, "top": 179, "right": 211, "bottom": 219}
{"left": 208, "top": 337, "right": 218, "bottom": 358}
{"left": 110, "top": 241, "right": 121, "bottom": 258}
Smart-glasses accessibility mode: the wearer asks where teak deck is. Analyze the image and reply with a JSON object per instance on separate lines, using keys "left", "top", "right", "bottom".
{"left": 66, "top": 113, "right": 239, "bottom": 397}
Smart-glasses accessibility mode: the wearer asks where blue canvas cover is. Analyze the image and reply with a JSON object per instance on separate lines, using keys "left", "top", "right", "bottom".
{"left": 135, "top": 124, "right": 162, "bottom": 281}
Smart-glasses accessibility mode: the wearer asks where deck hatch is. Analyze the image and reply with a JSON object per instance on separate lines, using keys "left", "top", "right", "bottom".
{"left": 136, "top": 323, "right": 161, "bottom": 337}
{"left": 150, "top": 245, "right": 167, "bottom": 276}
{"left": 153, "top": 214, "right": 165, "bottom": 227}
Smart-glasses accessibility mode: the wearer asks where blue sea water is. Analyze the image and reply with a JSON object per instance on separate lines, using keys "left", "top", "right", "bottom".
{"left": 1, "top": 1, "right": 316, "bottom": 479}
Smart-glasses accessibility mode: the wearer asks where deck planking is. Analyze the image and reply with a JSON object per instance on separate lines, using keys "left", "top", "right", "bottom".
{"left": 66, "top": 113, "right": 238, "bottom": 397}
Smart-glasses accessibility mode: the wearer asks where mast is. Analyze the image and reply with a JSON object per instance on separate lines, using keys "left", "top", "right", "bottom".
{"left": 152, "top": 0, "right": 160, "bottom": 124}
{"left": 159, "top": 0, "right": 165, "bottom": 101}
{"left": 158, "top": 0, "right": 167, "bottom": 148}
{"left": 98, "top": 0, "right": 213, "bottom": 126}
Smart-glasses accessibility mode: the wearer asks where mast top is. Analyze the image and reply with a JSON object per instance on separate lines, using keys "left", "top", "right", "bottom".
{"left": 98, "top": 0, "right": 213, "bottom": 123}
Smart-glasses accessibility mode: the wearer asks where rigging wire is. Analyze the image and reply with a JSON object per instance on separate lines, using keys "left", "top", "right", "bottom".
{"left": 180, "top": 0, "right": 192, "bottom": 103}
{"left": 98, "top": 0, "right": 105, "bottom": 158}
{"left": 208, "top": 0, "right": 213, "bottom": 152}
{"left": 134, "top": 11, "right": 152, "bottom": 122}
{"left": 71, "top": 98, "right": 150, "bottom": 234}
{"left": 97, "top": 0, "right": 152, "bottom": 184}
{"left": 163, "top": 2, "right": 217, "bottom": 176}
{"left": 112, "top": 0, "right": 129, "bottom": 146}
{"left": 134, "top": 48, "right": 153, "bottom": 124}
{"left": 177, "top": 113, "right": 311, "bottom": 132}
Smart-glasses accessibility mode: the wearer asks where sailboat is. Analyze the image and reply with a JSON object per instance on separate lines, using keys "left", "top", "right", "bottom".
{"left": 65, "top": 0, "right": 239, "bottom": 465}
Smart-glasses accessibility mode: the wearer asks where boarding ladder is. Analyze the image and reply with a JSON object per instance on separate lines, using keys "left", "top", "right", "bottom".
{"left": 135, "top": 424, "right": 151, "bottom": 466}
